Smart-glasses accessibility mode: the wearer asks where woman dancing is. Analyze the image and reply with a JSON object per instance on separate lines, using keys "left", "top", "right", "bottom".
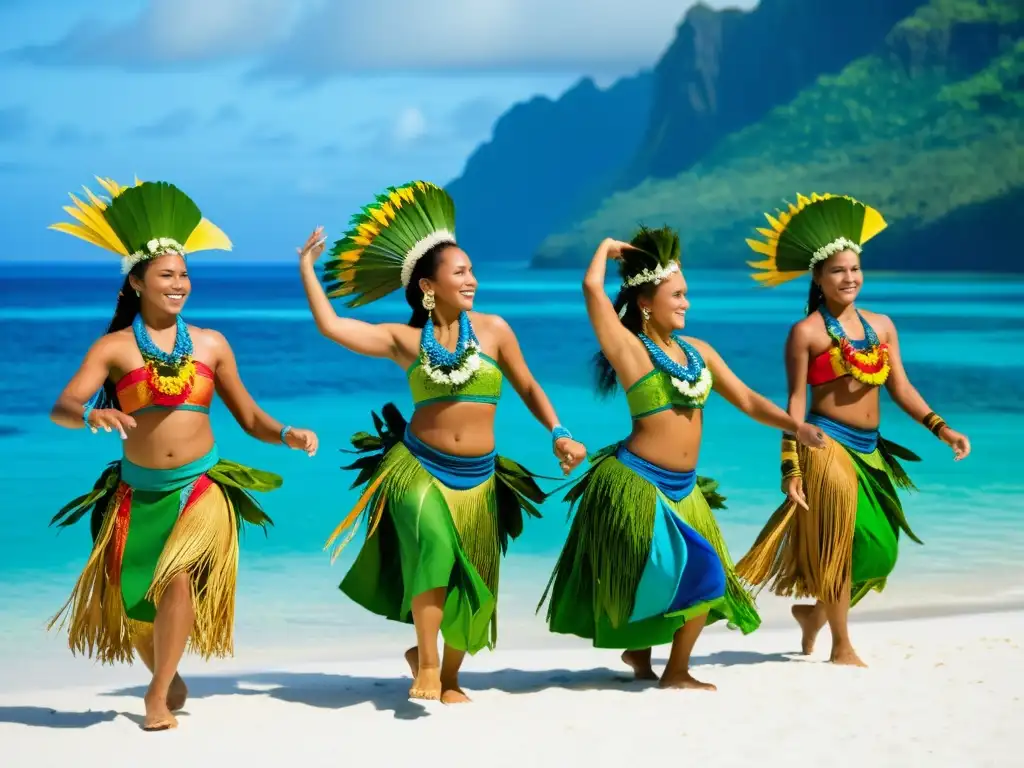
{"left": 297, "top": 180, "right": 586, "bottom": 704}
{"left": 735, "top": 193, "right": 971, "bottom": 666}
{"left": 48, "top": 178, "right": 318, "bottom": 730}
{"left": 538, "top": 227, "right": 825, "bottom": 690}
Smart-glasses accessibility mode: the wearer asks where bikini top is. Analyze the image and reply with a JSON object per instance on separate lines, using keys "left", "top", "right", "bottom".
{"left": 807, "top": 309, "right": 890, "bottom": 388}
{"left": 115, "top": 361, "right": 216, "bottom": 415}
{"left": 407, "top": 352, "right": 503, "bottom": 410}
{"left": 625, "top": 367, "right": 713, "bottom": 420}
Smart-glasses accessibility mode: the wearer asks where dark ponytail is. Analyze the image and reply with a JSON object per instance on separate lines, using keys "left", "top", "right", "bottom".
{"left": 592, "top": 282, "right": 656, "bottom": 397}
{"left": 806, "top": 265, "right": 824, "bottom": 316}
{"left": 97, "top": 263, "right": 148, "bottom": 410}
{"left": 404, "top": 240, "right": 457, "bottom": 328}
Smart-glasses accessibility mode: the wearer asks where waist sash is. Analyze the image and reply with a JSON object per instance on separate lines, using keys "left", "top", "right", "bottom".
{"left": 616, "top": 445, "right": 696, "bottom": 502}
{"left": 403, "top": 428, "right": 495, "bottom": 491}
{"left": 807, "top": 412, "right": 879, "bottom": 454}
{"left": 120, "top": 445, "right": 221, "bottom": 492}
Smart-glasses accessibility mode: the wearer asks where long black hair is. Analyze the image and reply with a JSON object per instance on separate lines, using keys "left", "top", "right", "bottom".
{"left": 806, "top": 264, "right": 825, "bottom": 316}
{"left": 97, "top": 261, "right": 151, "bottom": 410}
{"left": 404, "top": 239, "right": 458, "bottom": 328}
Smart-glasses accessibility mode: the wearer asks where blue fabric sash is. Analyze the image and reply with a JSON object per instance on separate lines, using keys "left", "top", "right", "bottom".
{"left": 807, "top": 412, "right": 879, "bottom": 454}
{"left": 403, "top": 428, "right": 495, "bottom": 491}
{"left": 615, "top": 445, "right": 696, "bottom": 502}
{"left": 120, "top": 445, "right": 220, "bottom": 492}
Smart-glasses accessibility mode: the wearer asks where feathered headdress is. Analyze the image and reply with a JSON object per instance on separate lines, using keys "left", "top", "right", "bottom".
{"left": 746, "top": 193, "right": 887, "bottom": 287}
{"left": 50, "top": 177, "right": 232, "bottom": 273}
{"left": 619, "top": 225, "right": 682, "bottom": 287}
{"left": 322, "top": 180, "right": 457, "bottom": 307}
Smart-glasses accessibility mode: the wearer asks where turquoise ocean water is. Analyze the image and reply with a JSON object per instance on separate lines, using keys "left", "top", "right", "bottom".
{"left": 1, "top": 263, "right": 1022, "bottom": 686}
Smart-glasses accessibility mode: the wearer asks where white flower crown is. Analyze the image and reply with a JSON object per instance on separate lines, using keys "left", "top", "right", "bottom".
{"left": 122, "top": 237, "right": 186, "bottom": 274}
{"left": 622, "top": 260, "right": 679, "bottom": 288}
{"left": 808, "top": 237, "right": 861, "bottom": 270}
{"left": 400, "top": 229, "right": 457, "bottom": 287}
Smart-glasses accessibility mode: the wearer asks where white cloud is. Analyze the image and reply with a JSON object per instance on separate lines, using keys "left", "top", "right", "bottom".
{"left": 20, "top": 0, "right": 760, "bottom": 75}
{"left": 392, "top": 107, "right": 427, "bottom": 144}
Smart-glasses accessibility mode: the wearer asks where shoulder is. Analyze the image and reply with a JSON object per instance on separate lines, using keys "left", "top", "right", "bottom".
{"left": 859, "top": 307, "right": 893, "bottom": 329}
{"left": 787, "top": 314, "right": 821, "bottom": 344}
{"left": 92, "top": 327, "right": 132, "bottom": 355}
{"left": 471, "top": 311, "right": 512, "bottom": 336}
{"left": 681, "top": 335, "right": 717, "bottom": 360}
{"left": 189, "top": 325, "right": 228, "bottom": 347}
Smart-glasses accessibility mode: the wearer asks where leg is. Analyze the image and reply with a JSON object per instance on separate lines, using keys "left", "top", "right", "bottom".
{"left": 791, "top": 601, "right": 827, "bottom": 655}
{"left": 133, "top": 633, "right": 189, "bottom": 711}
{"left": 440, "top": 644, "right": 470, "bottom": 704}
{"left": 659, "top": 613, "right": 715, "bottom": 690}
{"left": 621, "top": 648, "right": 658, "bottom": 681}
{"left": 408, "top": 587, "right": 445, "bottom": 701}
{"left": 822, "top": 582, "right": 866, "bottom": 667}
{"left": 143, "top": 573, "right": 195, "bottom": 731}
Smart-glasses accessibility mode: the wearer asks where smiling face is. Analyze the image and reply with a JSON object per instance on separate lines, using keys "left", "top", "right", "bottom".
{"left": 420, "top": 246, "right": 478, "bottom": 312}
{"left": 639, "top": 270, "right": 690, "bottom": 332}
{"left": 816, "top": 248, "right": 863, "bottom": 306}
{"left": 129, "top": 253, "right": 190, "bottom": 315}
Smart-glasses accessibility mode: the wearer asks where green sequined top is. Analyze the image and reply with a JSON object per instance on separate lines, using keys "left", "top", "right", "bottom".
{"left": 625, "top": 368, "right": 713, "bottom": 419}
{"left": 407, "top": 352, "right": 503, "bottom": 409}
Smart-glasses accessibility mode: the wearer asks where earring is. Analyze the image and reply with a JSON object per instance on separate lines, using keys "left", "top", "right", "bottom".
{"left": 421, "top": 290, "right": 436, "bottom": 311}
{"left": 135, "top": 289, "right": 141, "bottom": 298}
{"left": 641, "top": 307, "right": 651, "bottom": 335}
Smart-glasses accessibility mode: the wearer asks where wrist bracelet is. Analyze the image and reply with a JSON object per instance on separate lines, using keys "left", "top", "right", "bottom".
{"left": 82, "top": 402, "right": 94, "bottom": 428}
{"left": 781, "top": 434, "right": 801, "bottom": 479}
{"left": 922, "top": 411, "right": 947, "bottom": 437}
{"left": 280, "top": 425, "right": 292, "bottom": 444}
{"left": 551, "top": 425, "right": 572, "bottom": 445}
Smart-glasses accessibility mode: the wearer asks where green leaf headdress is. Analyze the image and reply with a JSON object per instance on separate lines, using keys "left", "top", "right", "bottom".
{"left": 746, "top": 193, "right": 887, "bottom": 287}
{"left": 614, "top": 225, "right": 682, "bottom": 317}
{"left": 322, "top": 180, "right": 457, "bottom": 307}
{"left": 50, "top": 177, "right": 232, "bottom": 274}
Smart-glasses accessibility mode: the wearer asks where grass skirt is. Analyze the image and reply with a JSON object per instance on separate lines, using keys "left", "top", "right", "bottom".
{"left": 48, "top": 447, "right": 282, "bottom": 665}
{"left": 735, "top": 414, "right": 922, "bottom": 607}
{"left": 326, "top": 403, "right": 546, "bottom": 655}
{"left": 538, "top": 443, "right": 760, "bottom": 650}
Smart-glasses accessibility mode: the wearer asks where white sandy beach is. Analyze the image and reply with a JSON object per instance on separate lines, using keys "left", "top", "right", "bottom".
{"left": 1, "top": 607, "right": 1021, "bottom": 768}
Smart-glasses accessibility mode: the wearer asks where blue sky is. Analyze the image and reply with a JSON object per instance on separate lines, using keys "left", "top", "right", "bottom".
{"left": 0, "top": 0, "right": 755, "bottom": 263}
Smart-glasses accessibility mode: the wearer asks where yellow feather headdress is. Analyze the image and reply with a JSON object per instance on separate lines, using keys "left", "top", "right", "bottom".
{"left": 322, "top": 180, "right": 457, "bottom": 307}
{"left": 746, "top": 193, "right": 887, "bottom": 287}
{"left": 50, "top": 176, "right": 232, "bottom": 273}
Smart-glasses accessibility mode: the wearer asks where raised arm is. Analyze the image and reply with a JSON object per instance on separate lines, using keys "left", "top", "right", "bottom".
{"left": 493, "top": 315, "right": 586, "bottom": 473}
{"left": 582, "top": 238, "right": 640, "bottom": 372}
{"left": 209, "top": 330, "right": 318, "bottom": 455}
{"left": 878, "top": 314, "right": 971, "bottom": 459}
{"left": 297, "top": 227, "right": 404, "bottom": 361}
{"left": 693, "top": 338, "right": 824, "bottom": 447}
{"left": 50, "top": 335, "right": 136, "bottom": 435}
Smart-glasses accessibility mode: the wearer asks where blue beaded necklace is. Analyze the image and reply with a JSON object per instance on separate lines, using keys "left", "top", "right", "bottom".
{"left": 421, "top": 311, "right": 479, "bottom": 370}
{"left": 133, "top": 314, "right": 194, "bottom": 366}
{"left": 818, "top": 305, "right": 879, "bottom": 351}
{"left": 638, "top": 332, "right": 706, "bottom": 383}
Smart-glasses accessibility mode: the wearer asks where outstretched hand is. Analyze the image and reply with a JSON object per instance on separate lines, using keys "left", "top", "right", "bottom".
{"left": 285, "top": 427, "right": 319, "bottom": 457}
{"left": 298, "top": 226, "right": 326, "bottom": 267}
{"left": 554, "top": 437, "right": 587, "bottom": 476}
{"left": 940, "top": 427, "right": 971, "bottom": 461}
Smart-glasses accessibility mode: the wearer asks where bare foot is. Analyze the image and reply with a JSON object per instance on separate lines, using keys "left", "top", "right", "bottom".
{"left": 440, "top": 683, "right": 471, "bottom": 704}
{"left": 409, "top": 665, "right": 442, "bottom": 701}
{"left": 658, "top": 670, "right": 717, "bottom": 691}
{"left": 167, "top": 673, "right": 188, "bottom": 712}
{"left": 621, "top": 649, "right": 658, "bottom": 681}
{"left": 830, "top": 644, "right": 867, "bottom": 667}
{"left": 143, "top": 690, "right": 179, "bottom": 731}
{"left": 404, "top": 646, "right": 419, "bottom": 677}
{"left": 792, "top": 604, "right": 825, "bottom": 655}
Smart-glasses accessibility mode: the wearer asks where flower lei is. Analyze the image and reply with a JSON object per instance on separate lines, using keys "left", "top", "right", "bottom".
{"left": 420, "top": 311, "right": 482, "bottom": 386}
{"left": 132, "top": 314, "right": 197, "bottom": 403}
{"left": 819, "top": 305, "right": 890, "bottom": 386}
{"left": 638, "top": 332, "right": 713, "bottom": 407}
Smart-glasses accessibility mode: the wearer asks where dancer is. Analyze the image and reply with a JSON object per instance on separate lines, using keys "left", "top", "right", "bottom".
{"left": 297, "top": 180, "right": 586, "bottom": 704}
{"left": 48, "top": 177, "right": 318, "bottom": 730}
{"left": 538, "top": 227, "right": 825, "bottom": 690}
{"left": 735, "top": 193, "right": 971, "bottom": 666}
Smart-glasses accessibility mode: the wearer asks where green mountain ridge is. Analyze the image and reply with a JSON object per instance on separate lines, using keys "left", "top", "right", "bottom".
{"left": 532, "top": 0, "right": 1023, "bottom": 272}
